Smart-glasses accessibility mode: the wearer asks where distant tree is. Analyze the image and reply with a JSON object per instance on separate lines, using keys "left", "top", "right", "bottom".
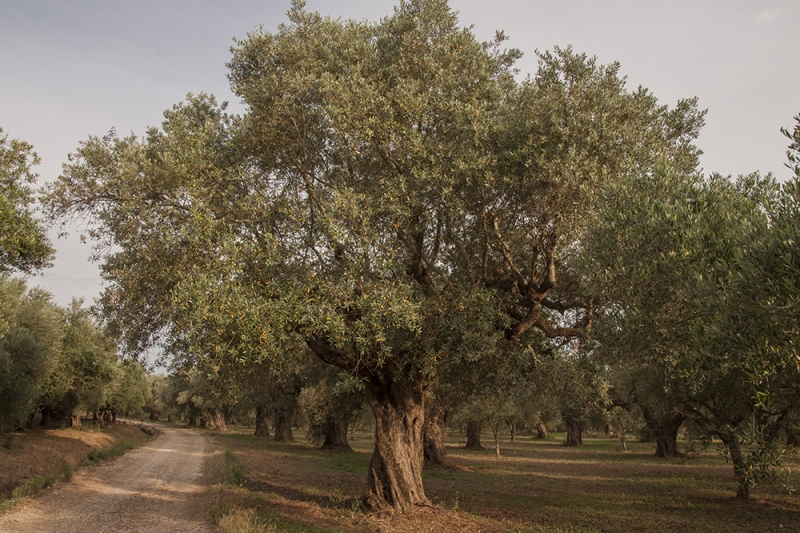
{"left": 0, "top": 277, "right": 62, "bottom": 432}
{"left": 57, "top": 300, "right": 118, "bottom": 429}
{"left": 0, "top": 129, "right": 54, "bottom": 274}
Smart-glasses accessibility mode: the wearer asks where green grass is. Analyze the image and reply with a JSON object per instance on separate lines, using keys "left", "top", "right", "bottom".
{"left": 83, "top": 438, "right": 138, "bottom": 465}
{"left": 11, "top": 473, "right": 54, "bottom": 499}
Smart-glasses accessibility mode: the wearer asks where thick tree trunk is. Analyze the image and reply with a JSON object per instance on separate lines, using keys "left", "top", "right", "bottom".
{"left": 273, "top": 405, "right": 294, "bottom": 442}
{"left": 719, "top": 432, "right": 750, "bottom": 500}
{"left": 253, "top": 404, "right": 271, "bottom": 438}
{"left": 643, "top": 408, "right": 684, "bottom": 458}
{"left": 423, "top": 402, "right": 447, "bottom": 465}
{"left": 536, "top": 421, "right": 549, "bottom": 439}
{"left": 187, "top": 410, "right": 197, "bottom": 428}
{"left": 363, "top": 375, "right": 428, "bottom": 513}
{"left": 40, "top": 406, "right": 52, "bottom": 426}
{"left": 563, "top": 415, "right": 583, "bottom": 446}
{"left": 70, "top": 413, "right": 82, "bottom": 430}
{"left": 212, "top": 409, "right": 227, "bottom": 432}
{"left": 321, "top": 415, "right": 352, "bottom": 451}
{"left": 464, "top": 420, "right": 483, "bottom": 449}
{"left": 111, "top": 409, "right": 117, "bottom": 424}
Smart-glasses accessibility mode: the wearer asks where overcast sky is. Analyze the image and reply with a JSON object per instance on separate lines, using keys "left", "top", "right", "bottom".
{"left": 2, "top": 0, "right": 799, "bottom": 308}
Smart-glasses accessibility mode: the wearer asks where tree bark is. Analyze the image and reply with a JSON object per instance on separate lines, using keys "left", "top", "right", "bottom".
{"left": 423, "top": 402, "right": 447, "bottom": 465}
{"left": 362, "top": 374, "right": 428, "bottom": 513}
{"left": 273, "top": 405, "right": 294, "bottom": 442}
{"left": 465, "top": 420, "right": 483, "bottom": 449}
{"left": 70, "top": 413, "right": 82, "bottom": 430}
{"left": 40, "top": 406, "right": 51, "bottom": 426}
{"left": 563, "top": 414, "right": 583, "bottom": 446}
{"left": 506, "top": 419, "right": 517, "bottom": 442}
{"left": 642, "top": 408, "right": 684, "bottom": 458}
{"left": 254, "top": 404, "right": 271, "bottom": 438}
{"left": 321, "top": 415, "right": 352, "bottom": 451}
{"left": 212, "top": 409, "right": 227, "bottom": 432}
{"left": 536, "top": 421, "right": 549, "bottom": 439}
{"left": 719, "top": 432, "right": 749, "bottom": 500}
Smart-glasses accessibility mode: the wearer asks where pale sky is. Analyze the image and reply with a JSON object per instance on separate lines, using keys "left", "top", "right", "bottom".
{"left": 2, "top": 0, "right": 799, "bottom": 308}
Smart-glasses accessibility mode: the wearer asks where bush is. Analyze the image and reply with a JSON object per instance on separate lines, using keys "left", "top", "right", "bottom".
{"left": 84, "top": 438, "right": 136, "bottom": 465}
{"left": 63, "top": 463, "right": 74, "bottom": 481}
{"left": 11, "top": 474, "right": 54, "bottom": 499}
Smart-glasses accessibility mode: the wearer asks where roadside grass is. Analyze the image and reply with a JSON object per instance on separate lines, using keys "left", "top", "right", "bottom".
{"left": 209, "top": 425, "right": 800, "bottom": 533}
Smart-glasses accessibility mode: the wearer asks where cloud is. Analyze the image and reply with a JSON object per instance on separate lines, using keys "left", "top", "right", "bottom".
{"left": 755, "top": 8, "right": 781, "bottom": 25}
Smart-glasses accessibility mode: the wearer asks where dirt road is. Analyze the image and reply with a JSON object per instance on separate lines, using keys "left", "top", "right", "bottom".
{"left": 0, "top": 425, "right": 214, "bottom": 533}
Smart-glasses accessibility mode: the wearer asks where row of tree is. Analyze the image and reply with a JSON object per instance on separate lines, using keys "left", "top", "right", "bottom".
{"left": 3, "top": 0, "right": 798, "bottom": 509}
{"left": 0, "top": 276, "right": 149, "bottom": 432}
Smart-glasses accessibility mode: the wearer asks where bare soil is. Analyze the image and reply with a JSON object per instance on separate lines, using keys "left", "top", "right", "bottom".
{"left": 0, "top": 422, "right": 146, "bottom": 499}
{"left": 0, "top": 424, "right": 214, "bottom": 533}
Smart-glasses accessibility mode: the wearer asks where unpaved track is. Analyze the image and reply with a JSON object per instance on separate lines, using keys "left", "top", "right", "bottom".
{"left": 0, "top": 425, "right": 214, "bottom": 533}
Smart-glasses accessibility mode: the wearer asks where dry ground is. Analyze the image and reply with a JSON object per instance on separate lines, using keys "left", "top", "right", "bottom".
{"left": 211, "top": 428, "right": 800, "bottom": 533}
{"left": 0, "top": 421, "right": 148, "bottom": 500}
{"left": 0, "top": 423, "right": 214, "bottom": 533}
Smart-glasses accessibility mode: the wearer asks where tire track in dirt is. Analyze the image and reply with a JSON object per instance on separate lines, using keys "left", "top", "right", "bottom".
{"left": 0, "top": 425, "right": 214, "bottom": 533}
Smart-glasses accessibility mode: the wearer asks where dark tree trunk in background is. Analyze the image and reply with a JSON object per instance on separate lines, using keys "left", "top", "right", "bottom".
{"left": 40, "top": 406, "right": 52, "bottom": 426}
{"left": 363, "top": 374, "right": 428, "bottom": 512}
{"left": 465, "top": 420, "right": 483, "bottom": 449}
{"left": 506, "top": 419, "right": 517, "bottom": 442}
{"left": 563, "top": 414, "right": 583, "bottom": 446}
{"left": 423, "top": 401, "right": 447, "bottom": 465}
{"left": 321, "top": 415, "right": 352, "bottom": 451}
{"left": 187, "top": 409, "right": 197, "bottom": 428}
{"left": 273, "top": 405, "right": 295, "bottom": 442}
{"left": 536, "top": 421, "right": 549, "bottom": 439}
{"left": 719, "top": 431, "right": 750, "bottom": 500}
{"left": 643, "top": 408, "right": 684, "bottom": 458}
{"left": 254, "top": 404, "right": 270, "bottom": 438}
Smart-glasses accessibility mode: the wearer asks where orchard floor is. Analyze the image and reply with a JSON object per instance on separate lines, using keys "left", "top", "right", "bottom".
{"left": 209, "top": 428, "right": 800, "bottom": 533}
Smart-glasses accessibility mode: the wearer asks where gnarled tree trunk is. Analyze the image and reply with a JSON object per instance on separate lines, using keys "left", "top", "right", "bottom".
{"left": 643, "top": 408, "right": 684, "bottom": 458}
{"left": 465, "top": 420, "right": 483, "bottom": 449}
{"left": 212, "top": 409, "right": 227, "bottom": 432}
{"left": 254, "top": 404, "right": 271, "bottom": 438}
{"left": 536, "top": 421, "right": 549, "bottom": 439}
{"left": 70, "top": 412, "right": 82, "bottom": 429}
{"left": 363, "top": 374, "right": 428, "bottom": 513}
{"left": 562, "top": 414, "right": 583, "bottom": 446}
{"left": 321, "top": 415, "right": 352, "bottom": 451}
{"left": 423, "top": 401, "right": 447, "bottom": 465}
{"left": 273, "top": 405, "right": 294, "bottom": 442}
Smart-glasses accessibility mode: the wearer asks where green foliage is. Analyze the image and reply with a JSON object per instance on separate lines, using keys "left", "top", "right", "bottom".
{"left": 0, "top": 129, "right": 54, "bottom": 274}
{"left": 224, "top": 449, "right": 246, "bottom": 486}
{"left": 11, "top": 473, "right": 54, "bottom": 499}
{"left": 83, "top": 438, "right": 137, "bottom": 464}
{"left": 63, "top": 463, "right": 74, "bottom": 481}
{"left": 0, "top": 277, "right": 62, "bottom": 430}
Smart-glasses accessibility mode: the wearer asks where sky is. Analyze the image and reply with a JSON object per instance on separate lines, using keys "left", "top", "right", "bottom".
{"left": 1, "top": 0, "right": 799, "bottom": 309}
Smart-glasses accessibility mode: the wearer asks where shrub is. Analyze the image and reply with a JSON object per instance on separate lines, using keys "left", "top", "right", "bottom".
{"left": 11, "top": 474, "right": 54, "bottom": 499}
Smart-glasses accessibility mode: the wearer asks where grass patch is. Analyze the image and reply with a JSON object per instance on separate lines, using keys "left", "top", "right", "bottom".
{"left": 224, "top": 449, "right": 247, "bottom": 486}
{"left": 11, "top": 474, "right": 54, "bottom": 499}
{"left": 83, "top": 437, "right": 138, "bottom": 465}
{"left": 63, "top": 463, "right": 74, "bottom": 481}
